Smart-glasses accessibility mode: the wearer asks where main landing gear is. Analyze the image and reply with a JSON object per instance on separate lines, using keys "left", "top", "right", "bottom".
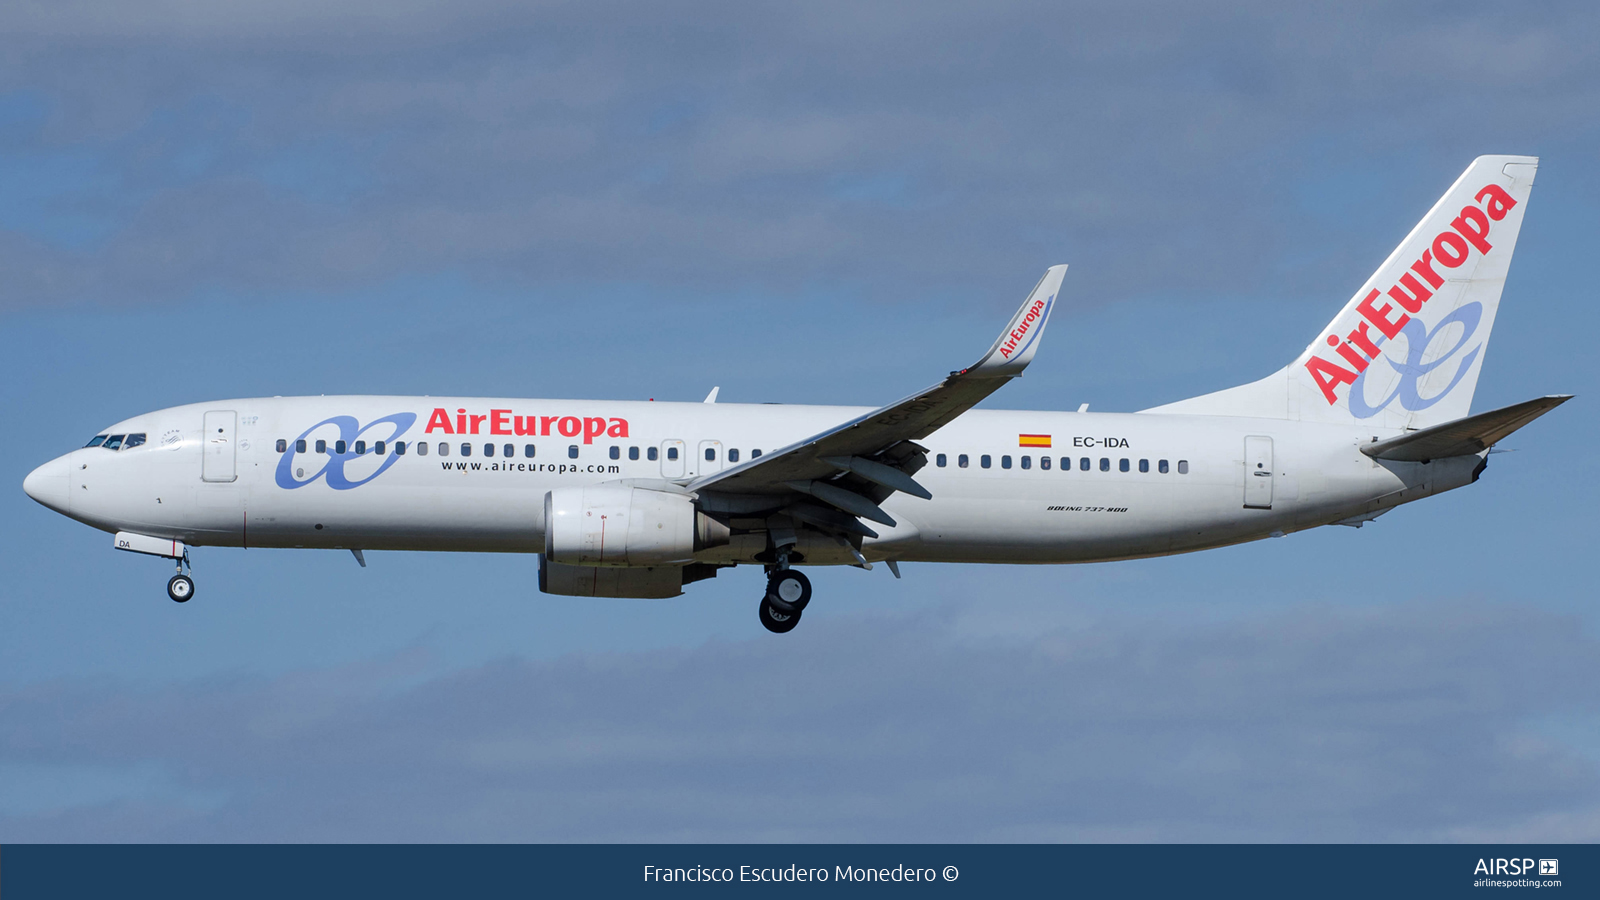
{"left": 167, "top": 549, "right": 195, "bottom": 603}
{"left": 758, "top": 562, "right": 812, "bottom": 634}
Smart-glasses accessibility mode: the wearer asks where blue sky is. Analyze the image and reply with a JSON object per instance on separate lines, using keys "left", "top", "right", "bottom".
{"left": 1, "top": 0, "right": 1597, "bottom": 841}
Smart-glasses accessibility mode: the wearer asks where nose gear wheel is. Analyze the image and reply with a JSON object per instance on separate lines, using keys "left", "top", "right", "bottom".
{"left": 167, "top": 574, "right": 195, "bottom": 603}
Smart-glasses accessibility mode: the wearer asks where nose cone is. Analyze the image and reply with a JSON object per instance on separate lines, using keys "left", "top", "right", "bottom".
{"left": 23, "top": 455, "right": 70, "bottom": 513}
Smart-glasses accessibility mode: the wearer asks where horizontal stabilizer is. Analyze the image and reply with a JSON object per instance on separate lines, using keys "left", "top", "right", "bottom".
{"left": 1361, "top": 395, "right": 1571, "bottom": 462}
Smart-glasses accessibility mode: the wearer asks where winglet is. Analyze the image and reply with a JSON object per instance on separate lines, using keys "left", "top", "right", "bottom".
{"left": 967, "top": 264, "right": 1066, "bottom": 378}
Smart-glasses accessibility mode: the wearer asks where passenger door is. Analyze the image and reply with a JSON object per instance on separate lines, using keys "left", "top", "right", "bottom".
{"left": 660, "top": 439, "right": 686, "bottom": 478}
{"left": 202, "top": 410, "right": 237, "bottom": 483}
{"left": 1243, "top": 435, "right": 1273, "bottom": 509}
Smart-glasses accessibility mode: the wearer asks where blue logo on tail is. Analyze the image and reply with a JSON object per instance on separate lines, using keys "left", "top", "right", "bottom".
{"left": 1349, "top": 302, "right": 1483, "bottom": 419}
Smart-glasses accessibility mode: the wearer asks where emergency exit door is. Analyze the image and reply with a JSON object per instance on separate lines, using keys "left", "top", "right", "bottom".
{"left": 660, "top": 439, "right": 686, "bottom": 478}
{"left": 697, "top": 440, "right": 724, "bottom": 476}
{"left": 1243, "top": 435, "right": 1273, "bottom": 509}
{"left": 202, "top": 410, "right": 238, "bottom": 483}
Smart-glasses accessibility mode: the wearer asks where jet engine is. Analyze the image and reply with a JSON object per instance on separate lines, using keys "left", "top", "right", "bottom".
{"left": 537, "top": 555, "right": 726, "bottom": 599}
{"left": 543, "top": 485, "right": 728, "bottom": 567}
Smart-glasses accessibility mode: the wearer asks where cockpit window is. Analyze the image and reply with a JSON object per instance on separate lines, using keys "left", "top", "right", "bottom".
{"left": 123, "top": 433, "right": 146, "bottom": 449}
{"left": 85, "top": 435, "right": 108, "bottom": 448}
{"left": 102, "top": 434, "right": 125, "bottom": 451}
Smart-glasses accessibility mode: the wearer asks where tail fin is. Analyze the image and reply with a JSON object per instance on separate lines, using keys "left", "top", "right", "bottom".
{"left": 1144, "top": 156, "right": 1537, "bottom": 428}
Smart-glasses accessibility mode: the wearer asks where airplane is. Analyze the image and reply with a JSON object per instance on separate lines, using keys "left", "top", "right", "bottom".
{"left": 22, "top": 155, "right": 1569, "bottom": 634}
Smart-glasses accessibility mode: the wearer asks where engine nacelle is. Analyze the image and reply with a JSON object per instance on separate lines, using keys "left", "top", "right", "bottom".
{"left": 544, "top": 485, "right": 726, "bottom": 567}
{"left": 538, "top": 556, "right": 727, "bottom": 599}
{"left": 538, "top": 556, "right": 683, "bottom": 598}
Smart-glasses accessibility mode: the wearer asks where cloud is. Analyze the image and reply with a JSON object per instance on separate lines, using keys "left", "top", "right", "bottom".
{"left": 0, "top": 1, "right": 1597, "bottom": 311}
{"left": 1, "top": 598, "right": 1595, "bottom": 842}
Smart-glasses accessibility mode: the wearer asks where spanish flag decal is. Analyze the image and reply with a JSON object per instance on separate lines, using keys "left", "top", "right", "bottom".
{"left": 1018, "top": 434, "right": 1052, "bottom": 448}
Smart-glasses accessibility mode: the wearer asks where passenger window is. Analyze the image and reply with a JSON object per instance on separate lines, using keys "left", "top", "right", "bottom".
{"left": 525, "top": 444, "right": 536, "bottom": 458}
{"left": 416, "top": 442, "right": 427, "bottom": 456}
{"left": 705, "top": 447, "right": 716, "bottom": 461}
{"left": 504, "top": 444, "right": 513, "bottom": 458}
{"left": 752, "top": 449, "right": 762, "bottom": 458}
{"left": 1100, "top": 458, "right": 1109, "bottom": 471}
{"left": 1001, "top": 455, "right": 1012, "bottom": 469}
{"left": 484, "top": 443, "right": 494, "bottom": 457}
{"left": 316, "top": 439, "right": 327, "bottom": 454}
{"left": 276, "top": 439, "right": 287, "bottom": 453}
{"left": 1021, "top": 456, "right": 1031, "bottom": 469}
{"left": 395, "top": 442, "right": 407, "bottom": 455}
{"left": 1041, "top": 456, "right": 1051, "bottom": 470}
{"left": 649, "top": 447, "right": 659, "bottom": 461}
{"left": 438, "top": 442, "right": 448, "bottom": 456}
{"left": 1080, "top": 457, "right": 1090, "bottom": 471}
{"left": 85, "top": 435, "right": 108, "bottom": 448}
{"left": 609, "top": 446, "right": 620, "bottom": 460}
{"left": 296, "top": 439, "right": 307, "bottom": 453}
{"left": 729, "top": 449, "right": 740, "bottom": 463}
{"left": 958, "top": 454, "right": 969, "bottom": 468}
{"left": 376, "top": 441, "right": 386, "bottom": 455}
{"left": 336, "top": 440, "right": 347, "bottom": 454}
{"left": 461, "top": 443, "right": 471, "bottom": 457}
{"left": 1159, "top": 459, "right": 1168, "bottom": 473}
{"left": 354, "top": 440, "right": 366, "bottom": 454}
{"left": 1119, "top": 458, "right": 1129, "bottom": 472}
{"left": 1060, "top": 457, "right": 1070, "bottom": 471}
{"left": 1138, "top": 458, "right": 1149, "bottom": 473}
{"left": 568, "top": 445, "right": 579, "bottom": 459}
{"left": 981, "top": 455, "right": 992, "bottom": 469}
{"left": 936, "top": 453, "right": 947, "bottom": 467}
{"left": 667, "top": 447, "right": 678, "bottom": 461}
{"left": 629, "top": 446, "right": 639, "bottom": 461}
{"left": 103, "top": 434, "right": 125, "bottom": 450}
{"left": 1178, "top": 459, "right": 1189, "bottom": 474}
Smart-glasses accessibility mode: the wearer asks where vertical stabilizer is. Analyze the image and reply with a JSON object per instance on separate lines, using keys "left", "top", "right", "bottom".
{"left": 1143, "top": 156, "right": 1537, "bottom": 429}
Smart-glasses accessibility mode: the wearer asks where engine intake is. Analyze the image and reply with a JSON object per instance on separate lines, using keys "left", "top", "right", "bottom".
{"left": 544, "top": 485, "right": 727, "bottom": 567}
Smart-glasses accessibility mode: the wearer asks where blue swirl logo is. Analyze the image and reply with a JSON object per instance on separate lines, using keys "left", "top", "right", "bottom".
{"left": 274, "top": 413, "right": 417, "bottom": 490}
{"left": 1349, "top": 302, "right": 1483, "bottom": 419}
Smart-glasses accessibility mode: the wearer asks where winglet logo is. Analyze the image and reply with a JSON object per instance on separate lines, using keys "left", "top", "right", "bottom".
{"left": 998, "top": 294, "right": 1053, "bottom": 360}
{"left": 275, "top": 413, "right": 417, "bottom": 490}
{"left": 1305, "top": 182, "right": 1516, "bottom": 413}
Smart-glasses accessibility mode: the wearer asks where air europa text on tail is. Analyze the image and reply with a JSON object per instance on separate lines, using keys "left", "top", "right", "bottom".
{"left": 1305, "top": 183, "right": 1517, "bottom": 405}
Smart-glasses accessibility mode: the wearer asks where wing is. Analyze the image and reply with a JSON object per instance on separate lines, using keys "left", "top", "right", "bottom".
{"left": 688, "top": 265, "right": 1067, "bottom": 526}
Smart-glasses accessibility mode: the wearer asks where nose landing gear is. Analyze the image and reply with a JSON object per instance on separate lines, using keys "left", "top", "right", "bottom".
{"left": 758, "top": 562, "right": 811, "bottom": 634}
{"left": 166, "top": 549, "right": 195, "bottom": 603}
{"left": 167, "top": 574, "right": 195, "bottom": 602}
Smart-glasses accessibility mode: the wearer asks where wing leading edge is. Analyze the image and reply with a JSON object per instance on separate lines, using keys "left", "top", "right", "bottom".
{"left": 688, "top": 265, "right": 1067, "bottom": 522}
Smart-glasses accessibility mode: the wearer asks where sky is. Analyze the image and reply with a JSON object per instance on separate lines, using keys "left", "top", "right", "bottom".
{"left": 1, "top": 0, "right": 1597, "bottom": 841}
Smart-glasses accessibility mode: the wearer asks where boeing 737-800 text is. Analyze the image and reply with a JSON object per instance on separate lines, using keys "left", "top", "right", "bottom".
{"left": 23, "top": 156, "right": 1569, "bottom": 632}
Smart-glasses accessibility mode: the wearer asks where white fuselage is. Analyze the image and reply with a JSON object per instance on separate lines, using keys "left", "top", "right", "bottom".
{"left": 27, "top": 395, "right": 1483, "bottom": 568}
